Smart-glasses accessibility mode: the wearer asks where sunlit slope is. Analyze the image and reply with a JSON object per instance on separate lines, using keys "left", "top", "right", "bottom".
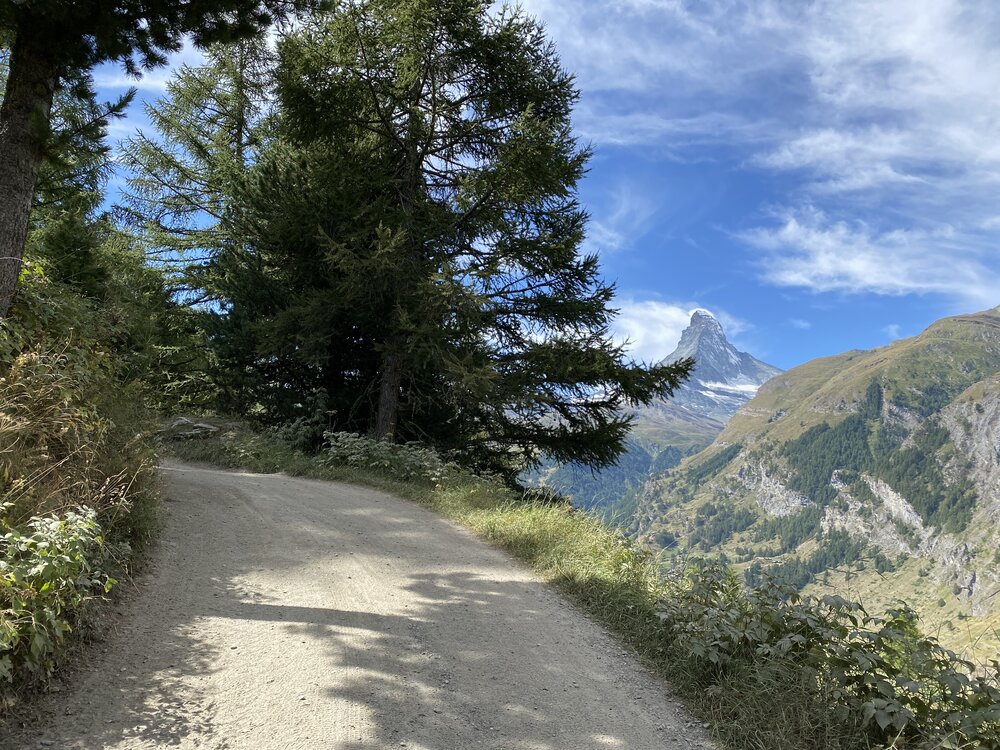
{"left": 631, "top": 306, "right": 1000, "bottom": 656}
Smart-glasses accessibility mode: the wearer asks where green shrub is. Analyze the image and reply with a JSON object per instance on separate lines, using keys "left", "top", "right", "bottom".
{"left": 0, "top": 265, "right": 159, "bottom": 697}
{"left": 658, "top": 562, "right": 1000, "bottom": 749}
{"left": 322, "top": 432, "right": 455, "bottom": 485}
{"left": 0, "top": 506, "right": 117, "bottom": 687}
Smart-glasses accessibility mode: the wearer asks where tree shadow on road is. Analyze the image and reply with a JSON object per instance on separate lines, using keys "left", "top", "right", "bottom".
{"left": 4, "top": 466, "right": 696, "bottom": 750}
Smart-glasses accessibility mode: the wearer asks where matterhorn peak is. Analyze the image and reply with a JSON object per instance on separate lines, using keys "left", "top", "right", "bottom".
{"left": 657, "top": 310, "right": 782, "bottom": 417}
{"left": 686, "top": 309, "right": 724, "bottom": 336}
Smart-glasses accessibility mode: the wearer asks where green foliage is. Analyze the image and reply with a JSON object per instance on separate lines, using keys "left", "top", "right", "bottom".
{"left": 119, "top": 38, "right": 274, "bottom": 295}
{"left": 780, "top": 404, "right": 976, "bottom": 533}
{"left": 753, "top": 506, "right": 824, "bottom": 553}
{"left": 659, "top": 563, "right": 1000, "bottom": 749}
{"left": 893, "top": 383, "right": 959, "bottom": 418}
{"left": 783, "top": 415, "right": 872, "bottom": 506}
{"left": 0, "top": 87, "right": 165, "bottom": 692}
{"left": 323, "top": 432, "right": 454, "bottom": 485}
{"left": 746, "top": 530, "right": 895, "bottom": 590}
{"left": 1, "top": 268, "right": 158, "bottom": 538}
{"left": 861, "top": 381, "right": 884, "bottom": 420}
{"left": 651, "top": 445, "right": 686, "bottom": 474}
{"left": 689, "top": 502, "right": 757, "bottom": 549}
{"left": 184, "top": 1, "right": 690, "bottom": 476}
{"left": 0, "top": 267, "right": 160, "bottom": 697}
{"left": 874, "top": 424, "right": 977, "bottom": 533}
{"left": 0, "top": 507, "right": 117, "bottom": 688}
{"left": 686, "top": 443, "right": 742, "bottom": 483}
{"left": 0, "top": 0, "right": 296, "bottom": 76}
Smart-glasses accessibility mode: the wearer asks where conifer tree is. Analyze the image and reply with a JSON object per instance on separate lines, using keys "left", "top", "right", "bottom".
{"left": 117, "top": 38, "right": 277, "bottom": 406}
{"left": 218, "top": 0, "right": 690, "bottom": 474}
{"left": 120, "top": 37, "right": 275, "bottom": 299}
{"left": 0, "top": 0, "right": 303, "bottom": 317}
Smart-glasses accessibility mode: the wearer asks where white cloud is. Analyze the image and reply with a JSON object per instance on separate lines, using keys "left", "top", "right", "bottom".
{"left": 522, "top": 0, "right": 1000, "bottom": 308}
{"left": 613, "top": 300, "right": 693, "bottom": 363}
{"left": 740, "top": 207, "right": 1000, "bottom": 307}
{"left": 584, "top": 180, "right": 663, "bottom": 255}
{"left": 521, "top": 0, "right": 800, "bottom": 97}
{"left": 93, "top": 41, "right": 206, "bottom": 92}
{"left": 612, "top": 299, "right": 748, "bottom": 363}
{"left": 574, "top": 107, "right": 771, "bottom": 151}
{"left": 884, "top": 323, "right": 902, "bottom": 339}
{"left": 789, "top": 318, "right": 811, "bottom": 330}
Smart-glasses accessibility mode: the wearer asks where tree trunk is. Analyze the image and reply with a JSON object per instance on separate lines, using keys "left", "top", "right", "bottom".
{"left": 0, "top": 25, "right": 60, "bottom": 317}
{"left": 375, "top": 348, "right": 403, "bottom": 442}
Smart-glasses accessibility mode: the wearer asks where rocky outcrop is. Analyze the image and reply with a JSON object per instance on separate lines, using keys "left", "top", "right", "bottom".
{"left": 737, "top": 459, "right": 811, "bottom": 516}
{"left": 865, "top": 476, "right": 925, "bottom": 531}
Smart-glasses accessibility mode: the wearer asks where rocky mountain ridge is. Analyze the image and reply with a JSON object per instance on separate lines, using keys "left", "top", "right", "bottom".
{"left": 533, "top": 310, "right": 781, "bottom": 517}
{"left": 630, "top": 306, "right": 1000, "bottom": 657}
{"left": 657, "top": 309, "right": 781, "bottom": 410}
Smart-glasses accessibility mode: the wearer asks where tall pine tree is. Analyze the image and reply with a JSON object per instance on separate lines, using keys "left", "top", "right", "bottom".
{"left": 216, "top": 0, "right": 690, "bottom": 475}
{"left": 0, "top": 0, "right": 306, "bottom": 317}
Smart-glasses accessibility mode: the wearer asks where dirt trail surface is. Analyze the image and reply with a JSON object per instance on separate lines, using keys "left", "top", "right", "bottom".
{"left": 8, "top": 462, "right": 713, "bottom": 750}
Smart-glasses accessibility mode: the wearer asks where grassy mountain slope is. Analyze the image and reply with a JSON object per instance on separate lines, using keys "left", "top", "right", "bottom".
{"left": 531, "top": 311, "right": 780, "bottom": 520}
{"left": 631, "top": 306, "right": 1000, "bottom": 658}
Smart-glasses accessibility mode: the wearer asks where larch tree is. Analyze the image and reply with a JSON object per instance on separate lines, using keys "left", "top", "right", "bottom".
{"left": 0, "top": 0, "right": 303, "bottom": 318}
{"left": 118, "top": 36, "right": 278, "bottom": 408}
{"left": 120, "top": 36, "right": 276, "bottom": 300}
{"left": 219, "top": 0, "right": 690, "bottom": 475}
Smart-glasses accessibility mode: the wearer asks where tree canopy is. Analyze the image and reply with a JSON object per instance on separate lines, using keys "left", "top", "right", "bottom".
{"left": 0, "top": 0, "right": 308, "bottom": 317}
{"left": 191, "top": 0, "right": 689, "bottom": 476}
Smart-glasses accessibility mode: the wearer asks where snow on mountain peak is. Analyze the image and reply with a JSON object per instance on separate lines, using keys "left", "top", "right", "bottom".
{"left": 657, "top": 311, "right": 783, "bottom": 419}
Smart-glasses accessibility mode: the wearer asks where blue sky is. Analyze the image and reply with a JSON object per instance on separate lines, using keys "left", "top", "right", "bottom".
{"left": 94, "top": 0, "right": 1000, "bottom": 371}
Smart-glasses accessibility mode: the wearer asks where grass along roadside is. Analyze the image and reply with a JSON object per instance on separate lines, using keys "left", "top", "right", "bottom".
{"left": 165, "top": 426, "right": 1000, "bottom": 750}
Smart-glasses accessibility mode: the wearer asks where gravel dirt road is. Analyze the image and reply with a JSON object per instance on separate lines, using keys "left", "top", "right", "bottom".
{"left": 7, "top": 462, "right": 714, "bottom": 750}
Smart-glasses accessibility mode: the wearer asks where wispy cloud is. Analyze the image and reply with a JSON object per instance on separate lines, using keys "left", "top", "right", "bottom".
{"left": 93, "top": 41, "right": 206, "bottom": 92}
{"left": 523, "top": 0, "right": 1000, "bottom": 309}
{"left": 789, "top": 318, "right": 812, "bottom": 330}
{"left": 574, "top": 107, "right": 771, "bottom": 151}
{"left": 584, "top": 180, "right": 663, "bottom": 254}
{"left": 740, "top": 207, "right": 1000, "bottom": 307}
{"left": 883, "top": 324, "right": 902, "bottom": 339}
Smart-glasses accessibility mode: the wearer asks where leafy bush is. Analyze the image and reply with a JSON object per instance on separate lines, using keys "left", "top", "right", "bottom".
{"left": 0, "top": 265, "right": 160, "bottom": 697}
{"left": 0, "top": 507, "right": 117, "bottom": 688}
{"left": 658, "top": 562, "right": 1000, "bottom": 749}
{"left": 322, "top": 432, "right": 454, "bottom": 485}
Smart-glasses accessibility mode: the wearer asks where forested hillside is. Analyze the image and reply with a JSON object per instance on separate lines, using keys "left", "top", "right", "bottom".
{"left": 632, "top": 306, "right": 1000, "bottom": 657}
